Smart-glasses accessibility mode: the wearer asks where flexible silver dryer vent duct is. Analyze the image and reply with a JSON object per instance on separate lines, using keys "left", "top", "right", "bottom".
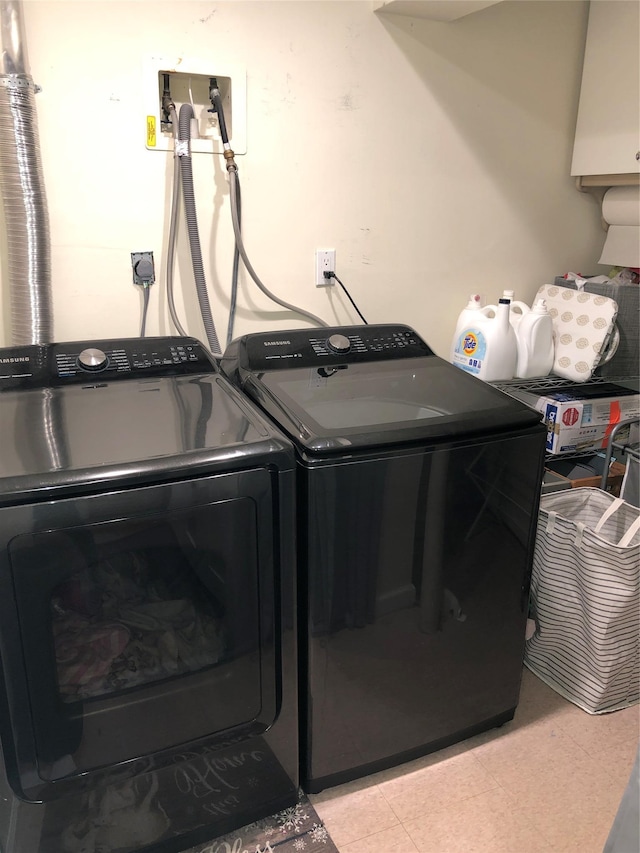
{"left": 0, "top": 0, "right": 52, "bottom": 344}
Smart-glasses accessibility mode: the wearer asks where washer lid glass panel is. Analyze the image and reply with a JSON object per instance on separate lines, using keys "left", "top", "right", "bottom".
{"left": 254, "top": 357, "right": 541, "bottom": 452}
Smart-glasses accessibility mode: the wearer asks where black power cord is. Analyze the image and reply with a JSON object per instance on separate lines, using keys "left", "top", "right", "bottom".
{"left": 324, "top": 271, "right": 368, "bottom": 325}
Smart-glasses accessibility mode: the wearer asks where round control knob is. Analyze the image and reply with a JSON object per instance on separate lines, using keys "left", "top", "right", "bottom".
{"left": 326, "top": 334, "right": 351, "bottom": 354}
{"left": 77, "top": 347, "right": 108, "bottom": 371}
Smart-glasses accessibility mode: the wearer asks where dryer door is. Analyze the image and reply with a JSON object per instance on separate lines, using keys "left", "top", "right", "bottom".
{"left": 0, "top": 470, "right": 280, "bottom": 802}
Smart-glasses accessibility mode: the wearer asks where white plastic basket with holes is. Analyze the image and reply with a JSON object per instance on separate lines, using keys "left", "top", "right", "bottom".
{"left": 525, "top": 488, "right": 640, "bottom": 713}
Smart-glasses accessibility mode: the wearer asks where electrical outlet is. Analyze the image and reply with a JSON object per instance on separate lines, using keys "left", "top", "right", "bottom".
{"left": 131, "top": 251, "right": 155, "bottom": 285}
{"left": 315, "top": 249, "right": 336, "bottom": 287}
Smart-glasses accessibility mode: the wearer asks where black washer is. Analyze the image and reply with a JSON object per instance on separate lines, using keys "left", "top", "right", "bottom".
{"left": 223, "top": 323, "right": 546, "bottom": 793}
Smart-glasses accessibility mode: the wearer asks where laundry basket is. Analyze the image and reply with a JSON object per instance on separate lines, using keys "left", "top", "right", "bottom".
{"left": 525, "top": 488, "right": 640, "bottom": 714}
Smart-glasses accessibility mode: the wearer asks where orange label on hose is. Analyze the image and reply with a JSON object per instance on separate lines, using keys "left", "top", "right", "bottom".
{"left": 146, "top": 116, "right": 156, "bottom": 147}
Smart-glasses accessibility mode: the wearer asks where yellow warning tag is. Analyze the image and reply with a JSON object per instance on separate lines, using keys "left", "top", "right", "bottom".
{"left": 146, "top": 116, "right": 156, "bottom": 147}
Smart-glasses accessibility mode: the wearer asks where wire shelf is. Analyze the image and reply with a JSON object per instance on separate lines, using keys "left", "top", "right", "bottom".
{"left": 492, "top": 375, "right": 639, "bottom": 394}
{"left": 490, "top": 376, "right": 640, "bottom": 463}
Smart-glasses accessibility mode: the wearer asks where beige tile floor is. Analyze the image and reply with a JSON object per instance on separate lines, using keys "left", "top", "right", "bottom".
{"left": 310, "top": 668, "right": 639, "bottom": 853}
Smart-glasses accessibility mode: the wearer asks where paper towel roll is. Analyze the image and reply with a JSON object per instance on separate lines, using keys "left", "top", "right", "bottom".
{"left": 599, "top": 186, "right": 640, "bottom": 267}
{"left": 602, "top": 186, "right": 640, "bottom": 226}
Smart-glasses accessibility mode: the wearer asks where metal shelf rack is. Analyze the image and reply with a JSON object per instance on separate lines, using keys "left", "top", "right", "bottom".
{"left": 600, "top": 418, "right": 640, "bottom": 490}
{"left": 491, "top": 376, "right": 640, "bottom": 469}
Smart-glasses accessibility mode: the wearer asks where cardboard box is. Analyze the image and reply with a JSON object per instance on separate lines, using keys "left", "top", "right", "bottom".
{"left": 507, "top": 383, "right": 639, "bottom": 454}
{"left": 544, "top": 458, "right": 627, "bottom": 496}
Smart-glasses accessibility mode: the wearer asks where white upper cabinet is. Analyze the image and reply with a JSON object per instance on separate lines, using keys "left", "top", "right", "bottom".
{"left": 571, "top": 1, "right": 640, "bottom": 179}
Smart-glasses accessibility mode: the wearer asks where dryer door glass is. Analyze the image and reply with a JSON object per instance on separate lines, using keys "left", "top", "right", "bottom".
{"left": 3, "top": 471, "right": 279, "bottom": 799}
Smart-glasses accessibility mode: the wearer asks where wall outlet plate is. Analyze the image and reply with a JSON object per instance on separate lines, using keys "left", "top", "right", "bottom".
{"left": 315, "top": 249, "right": 336, "bottom": 286}
{"left": 131, "top": 251, "right": 155, "bottom": 285}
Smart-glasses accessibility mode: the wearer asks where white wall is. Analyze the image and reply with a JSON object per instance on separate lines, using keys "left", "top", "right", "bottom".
{"left": 0, "top": 0, "right": 605, "bottom": 356}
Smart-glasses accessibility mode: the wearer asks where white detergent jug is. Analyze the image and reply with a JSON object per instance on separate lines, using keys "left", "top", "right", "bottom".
{"left": 452, "top": 298, "right": 517, "bottom": 381}
{"left": 502, "top": 289, "right": 530, "bottom": 328}
{"left": 449, "top": 294, "right": 494, "bottom": 362}
{"left": 515, "top": 298, "right": 554, "bottom": 379}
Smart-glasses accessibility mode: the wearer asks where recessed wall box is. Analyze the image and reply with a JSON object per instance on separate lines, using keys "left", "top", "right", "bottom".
{"left": 144, "top": 57, "right": 247, "bottom": 155}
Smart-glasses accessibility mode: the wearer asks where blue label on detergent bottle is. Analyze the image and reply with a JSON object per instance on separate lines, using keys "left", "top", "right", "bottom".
{"left": 452, "top": 328, "right": 487, "bottom": 375}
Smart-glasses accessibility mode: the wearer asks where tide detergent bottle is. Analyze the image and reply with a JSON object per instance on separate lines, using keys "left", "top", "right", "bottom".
{"left": 502, "top": 289, "right": 530, "bottom": 328}
{"left": 451, "top": 297, "right": 517, "bottom": 382}
{"left": 449, "top": 294, "right": 493, "bottom": 362}
{"left": 515, "top": 298, "right": 554, "bottom": 379}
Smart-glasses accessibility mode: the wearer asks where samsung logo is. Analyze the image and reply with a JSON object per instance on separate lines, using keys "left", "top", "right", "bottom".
{"left": 0, "top": 356, "right": 29, "bottom": 364}
{"left": 263, "top": 340, "right": 291, "bottom": 346}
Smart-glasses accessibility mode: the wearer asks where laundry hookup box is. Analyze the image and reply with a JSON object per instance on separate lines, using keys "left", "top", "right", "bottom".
{"left": 506, "top": 383, "right": 640, "bottom": 454}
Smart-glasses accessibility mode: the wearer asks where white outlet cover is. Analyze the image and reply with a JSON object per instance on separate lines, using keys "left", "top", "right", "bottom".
{"left": 144, "top": 56, "right": 247, "bottom": 155}
{"left": 315, "top": 249, "right": 336, "bottom": 286}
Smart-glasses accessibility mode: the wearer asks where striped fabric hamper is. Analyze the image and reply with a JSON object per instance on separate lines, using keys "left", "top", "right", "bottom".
{"left": 525, "top": 489, "right": 640, "bottom": 714}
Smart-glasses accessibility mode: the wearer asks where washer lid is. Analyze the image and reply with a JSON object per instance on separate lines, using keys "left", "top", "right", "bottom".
{"left": 245, "top": 356, "right": 542, "bottom": 452}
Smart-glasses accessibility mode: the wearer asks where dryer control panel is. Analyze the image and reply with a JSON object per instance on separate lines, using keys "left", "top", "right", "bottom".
{"left": 0, "top": 336, "right": 215, "bottom": 390}
{"left": 228, "top": 324, "right": 434, "bottom": 372}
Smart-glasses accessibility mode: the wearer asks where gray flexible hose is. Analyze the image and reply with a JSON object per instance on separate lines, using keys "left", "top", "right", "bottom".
{"left": 228, "top": 169, "right": 329, "bottom": 329}
{"left": 165, "top": 104, "right": 188, "bottom": 337}
{"left": 226, "top": 174, "right": 241, "bottom": 347}
{"left": 178, "top": 103, "right": 222, "bottom": 354}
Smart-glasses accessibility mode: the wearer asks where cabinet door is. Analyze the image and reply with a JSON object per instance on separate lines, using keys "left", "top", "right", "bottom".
{"left": 571, "top": 1, "right": 640, "bottom": 177}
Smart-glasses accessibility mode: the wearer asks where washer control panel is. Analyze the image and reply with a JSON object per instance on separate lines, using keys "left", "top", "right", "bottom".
{"left": 237, "top": 325, "right": 433, "bottom": 371}
{"left": 0, "top": 336, "right": 214, "bottom": 390}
